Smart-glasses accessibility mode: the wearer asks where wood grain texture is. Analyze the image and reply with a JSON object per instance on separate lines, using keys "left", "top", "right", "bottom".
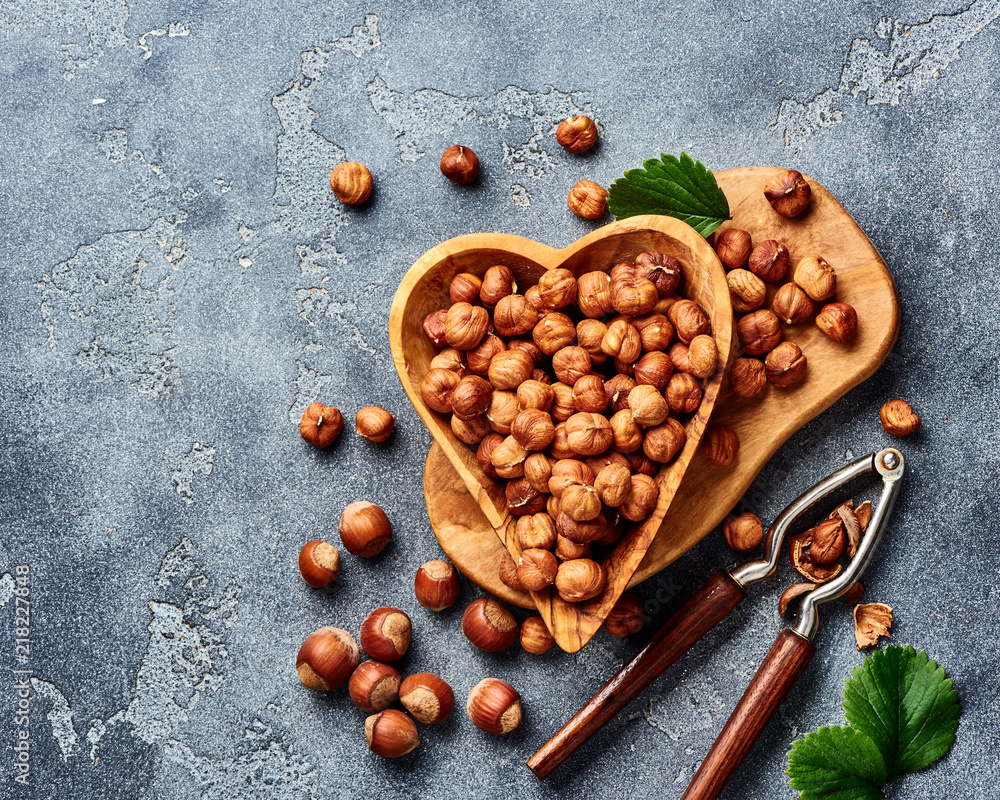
{"left": 527, "top": 571, "right": 745, "bottom": 779}
{"left": 680, "top": 629, "right": 816, "bottom": 800}
{"left": 424, "top": 168, "right": 900, "bottom": 608}
{"left": 390, "top": 216, "right": 733, "bottom": 652}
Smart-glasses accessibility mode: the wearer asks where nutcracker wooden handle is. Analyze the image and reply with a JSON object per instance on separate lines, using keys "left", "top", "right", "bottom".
{"left": 680, "top": 628, "right": 816, "bottom": 800}
{"left": 527, "top": 570, "right": 746, "bottom": 779}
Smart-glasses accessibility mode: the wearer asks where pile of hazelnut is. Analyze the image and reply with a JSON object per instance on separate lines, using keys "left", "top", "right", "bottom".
{"left": 715, "top": 170, "right": 859, "bottom": 398}
{"left": 419, "top": 252, "right": 717, "bottom": 604}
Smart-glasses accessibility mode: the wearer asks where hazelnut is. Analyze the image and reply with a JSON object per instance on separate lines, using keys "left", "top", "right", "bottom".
{"left": 778, "top": 582, "right": 817, "bottom": 618}
{"left": 550, "top": 382, "right": 577, "bottom": 422}
{"left": 635, "top": 251, "right": 682, "bottom": 296}
{"left": 576, "top": 271, "right": 613, "bottom": 318}
{"left": 509, "top": 337, "right": 543, "bottom": 366}
{"left": 445, "top": 302, "right": 490, "bottom": 350}
{"left": 610, "top": 276, "right": 659, "bottom": 316}
{"left": 843, "top": 582, "right": 865, "bottom": 606}
{"left": 532, "top": 368, "right": 551, "bottom": 385}
{"left": 556, "top": 115, "right": 598, "bottom": 153}
{"left": 714, "top": 228, "right": 753, "bottom": 270}
{"left": 340, "top": 501, "right": 392, "bottom": 557}
{"left": 604, "top": 592, "right": 647, "bottom": 637}
{"left": 586, "top": 450, "right": 630, "bottom": 475}
{"left": 506, "top": 476, "right": 547, "bottom": 516}
{"left": 548, "top": 459, "right": 595, "bottom": 496}
{"left": 524, "top": 284, "right": 543, "bottom": 311}
{"left": 633, "top": 351, "right": 673, "bottom": 391}
{"left": 537, "top": 268, "right": 578, "bottom": 309}
{"left": 298, "top": 540, "right": 342, "bottom": 588}
{"left": 556, "top": 514, "right": 608, "bottom": 548}
{"left": 564, "top": 412, "right": 614, "bottom": 456}
{"left": 440, "top": 144, "right": 480, "bottom": 184}
{"left": 667, "top": 299, "right": 711, "bottom": 343}
{"left": 491, "top": 435, "right": 529, "bottom": 479}
{"left": 571, "top": 373, "right": 608, "bottom": 414}
{"left": 643, "top": 418, "right": 687, "bottom": 463}
{"left": 555, "top": 558, "right": 606, "bottom": 603}
{"left": 511, "top": 409, "right": 556, "bottom": 452}
{"left": 764, "top": 341, "right": 807, "bottom": 387}
{"left": 727, "top": 269, "right": 766, "bottom": 313}
{"left": 365, "top": 709, "right": 420, "bottom": 758}
{"left": 533, "top": 311, "right": 577, "bottom": 355}
{"left": 486, "top": 390, "right": 519, "bottom": 434}
{"left": 450, "top": 375, "right": 494, "bottom": 421}
{"left": 299, "top": 402, "right": 344, "bottom": 448}
{"left": 628, "top": 384, "right": 669, "bottom": 427}
{"left": 727, "top": 357, "right": 767, "bottom": 398}
{"left": 769, "top": 284, "right": 813, "bottom": 326}
{"left": 601, "top": 319, "right": 642, "bottom": 363}
{"left": 360, "top": 607, "right": 411, "bottom": 661}
{"left": 493, "top": 294, "right": 538, "bottom": 337}
{"left": 633, "top": 313, "right": 675, "bottom": 352}
{"left": 516, "top": 512, "right": 558, "bottom": 550}
{"left": 723, "top": 512, "right": 764, "bottom": 551}
{"left": 523, "top": 453, "right": 555, "bottom": 494}
{"left": 488, "top": 349, "right": 534, "bottom": 390}
{"left": 737, "top": 309, "right": 782, "bottom": 356}
{"left": 461, "top": 597, "right": 519, "bottom": 652}
{"left": 610, "top": 262, "right": 636, "bottom": 282}
{"left": 653, "top": 294, "right": 681, "bottom": 315}
{"left": 626, "top": 451, "right": 658, "bottom": 476}
{"left": 665, "top": 372, "right": 702, "bottom": 414}
{"left": 498, "top": 550, "right": 525, "bottom": 592}
{"left": 816, "top": 302, "right": 858, "bottom": 343}
{"left": 296, "top": 626, "right": 360, "bottom": 691}
{"left": 748, "top": 240, "right": 790, "bottom": 282}
{"left": 594, "top": 463, "right": 632, "bottom": 507}
{"left": 420, "top": 368, "right": 460, "bottom": 413}
{"left": 414, "top": 560, "right": 460, "bottom": 611}
{"left": 520, "top": 616, "right": 555, "bottom": 654}
{"left": 349, "top": 661, "right": 401, "bottom": 712}
{"left": 810, "top": 518, "right": 846, "bottom": 564}
{"left": 329, "top": 162, "right": 372, "bottom": 205}
{"left": 568, "top": 180, "right": 608, "bottom": 219}
{"left": 467, "top": 678, "right": 522, "bottom": 734}
{"left": 449, "top": 272, "right": 483, "bottom": 304}
{"left": 546, "top": 493, "right": 561, "bottom": 520}
{"left": 355, "top": 406, "right": 395, "bottom": 443}
{"left": 555, "top": 533, "right": 591, "bottom": 560}
{"left": 620, "top": 474, "right": 660, "bottom": 521}
{"left": 517, "top": 548, "right": 559, "bottom": 591}
{"left": 668, "top": 342, "right": 693, "bottom": 374}
{"left": 687, "top": 334, "right": 717, "bottom": 379}
{"left": 793, "top": 255, "right": 837, "bottom": 301}
{"left": 605, "top": 374, "right": 637, "bottom": 413}
{"left": 561, "top": 483, "right": 602, "bottom": 521}
{"left": 549, "top": 422, "right": 574, "bottom": 460}
{"left": 422, "top": 309, "right": 449, "bottom": 347}
{"left": 517, "top": 379, "right": 554, "bottom": 412}
{"left": 701, "top": 424, "right": 740, "bottom": 466}
{"left": 466, "top": 333, "right": 506, "bottom": 376}
{"left": 764, "top": 169, "right": 811, "bottom": 217}
{"left": 399, "top": 673, "right": 455, "bottom": 724}
{"left": 480, "top": 265, "right": 516, "bottom": 309}
{"left": 880, "top": 399, "right": 920, "bottom": 436}
{"left": 551, "top": 346, "right": 592, "bottom": 386}
{"left": 452, "top": 413, "right": 491, "bottom": 444}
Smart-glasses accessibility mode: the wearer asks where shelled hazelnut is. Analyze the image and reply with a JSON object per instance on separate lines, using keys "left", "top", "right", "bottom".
{"left": 635, "top": 251, "right": 682, "bottom": 296}
{"left": 298, "top": 540, "right": 341, "bottom": 588}
{"left": 748, "top": 240, "right": 790, "bottom": 282}
{"left": 399, "top": 673, "right": 454, "bottom": 724}
{"left": 365, "top": 709, "right": 419, "bottom": 758}
{"left": 422, "top": 309, "right": 449, "bottom": 347}
{"left": 764, "top": 342, "right": 807, "bottom": 387}
{"left": 568, "top": 180, "right": 608, "bottom": 219}
{"left": 299, "top": 402, "right": 344, "bottom": 448}
{"left": 440, "top": 145, "right": 480, "bottom": 184}
{"left": 449, "top": 273, "right": 483, "bottom": 304}
{"left": 556, "top": 115, "right": 598, "bottom": 153}
{"left": 517, "top": 548, "right": 558, "bottom": 591}
{"left": 451, "top": 376, "right": 494, "bottom": 420}
{"left": 480, "top": 265, "right": 516, "bottom": 309}
{"left": 714, "top": 228, "right": 753, "bottom": 270}
{"left": 421, "top": 368, "right": 460, "bottom": 413}
{"left": 727, "top": 270, "right": 766, "bottom": 313}
{"left": 497, "top": 550, "right": 525, "bottom": 592}
{"left": 296, "top": 627, "right": 360, "bottom": 691}
{"left": 737, "top": 310, "right": 782, "bottom": 356}
{"left": 520, "top": 616, "right": 556, "bottom": 654}
{"left": 772, "top": 282, "right": 814, "bottom": 324}
{"left": 764, "top": 169, "right": 811, "bottom": 218}
{"left": 340, "top": 501, "right": 392, "bottom": 557}
{"left": 816, "top": 302, "right": 858, "bottom": 343}
{"left": 356, "top": 406, "right": 395, "bottom": 442}
{"left": 880, "top": 399, "right": 920, "bottom": 436}
{"left": 604, "top": 592, "right": 647, "bottom": 637}
{"left": 554, "top": 558, "right": 606, "bottom": 602}
{"left": 701, "top": 424, "right": 740, "bottom": 466}
{"left": 793, "top": 255, "right": 836, "bottom": 301}
{"left": 461, "top": 598, "right": 519, "bottom": 652}
{"left": 329, "top": 162, "right": 372, "bottom": 205}
{"left": 467, "top": 678, "right": 522, "bottom": 734}
{"left": 414, "top": 560, "right": 460, "bottom": 611}
{"left": 727, "top": 358, "right": 766, "bottom": 398}
{"left": 723, "top": 512, "right": 764, "bottom": 552}
{"left": 360, "top": 608, "right": 412, "bottom": 662}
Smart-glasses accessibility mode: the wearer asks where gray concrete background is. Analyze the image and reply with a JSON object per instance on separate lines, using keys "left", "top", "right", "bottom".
{"left": 1, "top": 2, "right": 998, "bottom": 798}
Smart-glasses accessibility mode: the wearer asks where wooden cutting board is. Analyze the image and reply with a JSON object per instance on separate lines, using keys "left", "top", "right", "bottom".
{"left": 423, "top": 167, "right": 900, "bottom": 609}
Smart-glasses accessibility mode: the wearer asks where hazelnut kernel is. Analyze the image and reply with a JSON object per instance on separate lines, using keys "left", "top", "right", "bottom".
{"left": 452, "top": 413, "right": 491, "bottom": 444}
{"left": 299, "top": 402, "right": 344, "bottom": 448}
{"left": 816, "top": 302, "right": 858, "bottom": 343}
{"left": 360, "top": 607, "right": 412, "bottom": 661}
{"left": 551, "top": 346, "right": 592, "bottom": 386}
{"left": 643, "top": 418, "right": 687, "bottom": 464}
{"left": 498, "top": 550, "right": 525, "bottom": 592}
{"left": 516, "top": 511, "right": 557, "bottom": 550}
{"left": 633, "top": 351, "right": 673, "bottom": 391}
{"left": 635, "top": 251, "right": 682, "bottom": 296}
{"left": 533, "top": 312, "right": 577, "bottom": 355}
{"left": 488, "top": 349, "right": 534, "bottom": 391}
{"left": 880, "top": 399, "right": 920, "bottom": 436}
{"left": 764, "top": 169, "right": 811, "bottom": 217}
{"left": 399, "top": 673, "right": 455, "bottom": 724}
{"left": 516, "top": 548, "right": 559, "bottom": 591}
{"left": 572, "top": 373, "right": 609, "bottom": 413}
{"left": 511, "top": 409, "right": 556, "bottom": 452}
{"left": 450, "top": 375, "right": 494, "bottom": 421}
{"left": 491, "top": 435, "right": 529, "bottom": 479}
{"left": 466, "top": 333, "right": 506, "bottom": 375}
{"left": 723, "top": 513, "right": 764, "bottom": 551}
{"left": 461, "top": 598, "right": 519, "bottom": 652}
{"left": 556, "top": 115, "right": 598, "bottom": 153}
{"left": 604, "top": 592, "right": 647, "bottom": 637}
{"left": 340, "top": 501, "right": 392, "bottom": 557}
{"left": 298, "top": 540, "right": 342, "bottom": 588}
{"left": 620, "top": 473, "right": 660, "bottom": 522}
{"left": 355, "top": 406, "right": 395, "bottom": 442}
{"left": 667, "top": 299, "right": 711, "bottom": 343}
{"left": 727, "top": 269, "right": 766, "bottom": 313}
{"left": 665, "top": 372, "right": 702, "bottom": 414}
{"left": 610, "top": 276, "right": 658, "bottom": 316}
{"left": 449, "top": 272, "right": 483, "bottom": 304}
{"left": 764, "top": 341, "right": 807, "bottom": 387}
{"left": 594, "top": 463, "right": 632, "bottom": 507}
{"left": 537, "top": 268, "right": 578, "bottom": 309}
{"left": 576, "top": 271, "right": 613, "bottom": 318}
{"left": 467, "top": 678, "right": 522, "bottom": 734}
{"left": 296, "top": 626, "right": 360, "bottom": 691}
{"left": 564, "top": 411, "right": 614, "bottom": 456}
{"left": 365, "top": 709, "right": 420, "bottom": 758}
{"left": 329, "top": 162, "right": 373, "bottom": 205}
{"left": 701, "top": 424, "right": 740, "bottom": 466}
{"left": 772, "top": 282, "right": 815, "bottom": 324}
{"left": 568, "top": 180, "right": 608, "bottom": 219}
{"left": 420, "top": 368, "right": 460, "bottom": 413}
{"left": 414, "top": 560, "right": 460, "bottom": 611}
{"left": 628, "top": 384, "right": 669, "bottom": 427}
{"left": 480, "top": 265, "right": 516, "bottom": 309}
{"left": 519, "top": 616, "right": 555, "bottom": 654}
{"left": 748, "top": 240, "right": 790, "bottom": 282}
{"left": 687, "top": 334, "right": 718, "bottom": 379}
{"left": 445, "top": 302, "right": 490, "bottom": 350}
{"left": 727, "top": 358, "right": 767, "bottom": 398}
{"left": 793, "top": 255, "right": 837, "bottom": 301}
{"left": 440, "top": 144, "right": 480, "bottom": 184}
{"left": 349, "top": 660, "right": 401, "bottom": 713}
{"left": 554, "top": 558, "right": 606, "bottom": 603}
{"left": 493, "top": 294, "right": 539, "bottom": 338}
{"left": 810, "top": 518, "right": 846, "bottom": 564}
{"left": 422, "top": 309, "right": 449, "bottom": 347}
{"left": 737, "top": 309, "right": 782, "bottom": 356}
{"left": 714, "top": 228, "right": 753, "bottom": 270}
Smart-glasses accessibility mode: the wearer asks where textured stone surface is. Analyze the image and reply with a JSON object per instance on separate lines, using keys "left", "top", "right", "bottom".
{"left": 1, "top": 2, "right": 998, "bottom": 798}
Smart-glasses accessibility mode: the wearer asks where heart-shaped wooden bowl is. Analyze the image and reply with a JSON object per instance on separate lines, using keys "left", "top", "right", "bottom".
{"left": 390, "top": 216, "right": 732, "bottom": 652}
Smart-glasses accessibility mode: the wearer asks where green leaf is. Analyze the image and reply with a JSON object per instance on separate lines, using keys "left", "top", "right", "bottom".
{"left": 843, "top": 645, "right": 960, "bottom": 782}
{"left": 787, "top": 726, "right": 888, "bottom": 800}
{"left": 606, "top": 152, "right": 731, "bottom": 237}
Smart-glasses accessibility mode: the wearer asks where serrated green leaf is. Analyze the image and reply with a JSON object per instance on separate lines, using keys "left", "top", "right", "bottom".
{"left": 843, "top": 645, "right": 960, "bottom": 782}
{"left": 606, "top": 152, "right": 731, "bottom": 237}
{"left": 786, "top": 726, "right": 888, "bottom": 800}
